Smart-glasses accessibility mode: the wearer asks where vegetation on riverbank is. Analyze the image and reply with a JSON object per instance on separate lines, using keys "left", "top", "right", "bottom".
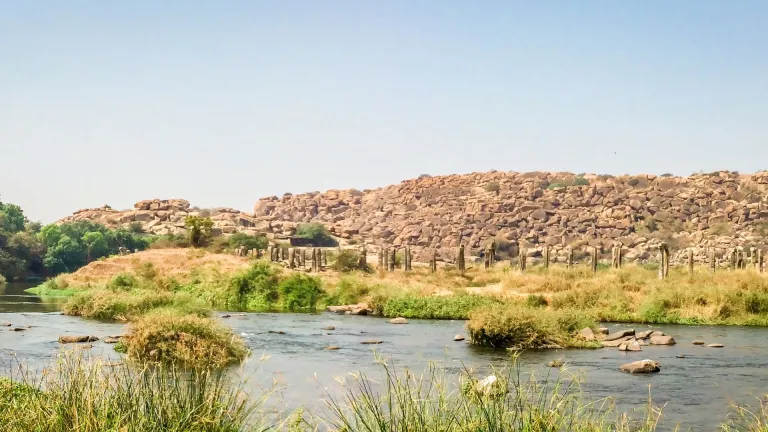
{"left": 2, "top": 353, "right": 767, "bottom": 431}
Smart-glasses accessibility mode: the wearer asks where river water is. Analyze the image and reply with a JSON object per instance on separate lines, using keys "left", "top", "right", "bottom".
{"left": 1, "top": 284, "right": 766, "bottom": 430}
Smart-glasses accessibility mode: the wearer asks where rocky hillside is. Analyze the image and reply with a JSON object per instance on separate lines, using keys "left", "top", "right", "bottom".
{"left": 59, "top": 171, "right": 768, "bottom": 264}
{"left": 252, "top": 171, "right": 768, "bottom": 263}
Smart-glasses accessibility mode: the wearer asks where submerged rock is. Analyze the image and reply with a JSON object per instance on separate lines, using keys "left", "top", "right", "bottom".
{"left": 604, "top": 329, "right": 635, "bottom": 341}
{"left": 454, "top": 334, "right": 465, "bottom": 342}
{"left": 635, "top": 330, "right": 653, "bottom": 339}
{"left": 0, "top": 322, "right": 11, "bottom": 327}
{"left": 601, "top": 335, "right": 634, "bottom": 347}
{"left": 221, "top": 314, "right": 232, "bottom": 318}
{"left": 547, "top": 359, "right": 565, "bottom": 368}
{"left": 103, "top": 336, "right": 122, "bottom": 344}
{"left": 649, "top": 335, "right": 676, "bottom": 345}
{"left": 618, "top": 339, "right": 642, "bottom": 352}
{"left": 267, "top": 330, "right": 286, "bottom": 335}
{"left": 620, "top": 359, "right": 661, "bottom": 374}
{"left": 708, "top": 343, "right": 724, "bottom": 348}
{"left": 692, "top": 340, "right": 705, "bottom": 345}
{"left": 322, "top": 326, "right": 336, "bottom": 331}
{"left": 325, "top": 346, "right": 341, "bottom": 351}
{"left": 598, "top": 327, "right": 609, "bottom": 335}
{"left": 11, "top": 327, "right": 27, "bottom": 332}
{"left": 361, "top": 340, "right": 382, "bottom": 345}
{"left": 649, "top": 331, "right": 665, "bottom": 337}
{"left": 59, "top": 335, "right": 99, "bottom": 343}
{"left": 389, "top": 317, "right": 408, "bottom": 324}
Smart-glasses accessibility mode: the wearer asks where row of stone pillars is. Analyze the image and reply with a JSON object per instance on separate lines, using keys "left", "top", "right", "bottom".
{"left": 265, "top": 245, "right": 328, "bottom": 272}
{"left": 377, "top": 246, "right": 415, "bottom": 272}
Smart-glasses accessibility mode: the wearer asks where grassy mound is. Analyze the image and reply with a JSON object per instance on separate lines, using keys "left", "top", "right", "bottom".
{"left": 467, "top": 304, "right": 600, "bottom": 349}
{"left": 383, "top": 294, "right": 503, "bottom": 319}
{"left": 63, "top": 289, "right": 209, "bottom": 321}
{"left": 125, "top": 311, "right": 248, "bottom": 368}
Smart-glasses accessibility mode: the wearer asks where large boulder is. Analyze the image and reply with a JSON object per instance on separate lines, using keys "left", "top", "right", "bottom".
{"left": 618, "top": 339, "right": 642, "bottom": 351}
{"left": 604, "top": 329, "right": 635, "bottom": 341}
{"left": 649, "top": 335, "right": 676, "bottom": 345}
{"left": 59, "top": 335, "right": 99, "bottom": 344}
{"left": 620, "top": 359, "right": 661, "bottom": 374}
{"left": 601, "top": 335, "right": 634, "bottom": 347}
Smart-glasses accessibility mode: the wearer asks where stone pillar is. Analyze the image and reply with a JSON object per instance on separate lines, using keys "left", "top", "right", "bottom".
{"left": 404, "top": 245, "right": 412, "bottom": 271}
{"left": 267, "top": 245, "right": 274, "bottom": 262}
{"left": 658, "top": 243, "right": 669, "bottom": 280}
{"left": 489, "top": 239, "right": 496, "bottom": 266}
{"left": 752, "top": 247, "right": 758, "bottom": 270}
{"left": 759, "top": 249, "right": 764, "bottom": 273}
{"left": 458, "top": 244, "right": 465, "bottom": 275}
{"left": 617, "top": 245, "right": 623, "bottom": 269}
{"left": 611, "top": 246, "right": 617, "bottom": 269}
{"left": 321, "top": 249, "right": 327, "bottom": 268}
{"left": 688, "top": 249, "right": 694, "bottom": 275}
{"left": 544, "top": 246, "right": 550, "bottom": 270}
{"left": 280, "top": 247, "right": 287, "bottom": 261}
{"left": 310, "top": 248, "right": 317, "bottom": 272}
{"left": 359, "top": 247, "right": 367, "bottom": 270}
{"left": 389, "top": 248, "right": 396, "bottom": 272}
{"left": 567, "top": 246, "right": 574, "bottom": 270}
{"left": 383, "top": 247, "right": 389, "bottom": 271}
{"left": 430, "top": 250, "right": 437, "bottom": 273}
{"left": 288, "top": 248, "right": 296, "bottom": 269}
{"left": 484, "top": 245, "right": 491, "bottom": 269}
{"left": 591, "top": 246, "right": 598, "bottom": 273}
{"left": 730, "top": 249, "right": 738, "bottom": 270}
{"left": 378, "top": 247, "right": 384, "bottom": 270}
{"left": 710, "top": 249, "right": 716, "bottom": 273}
{"left": 519, "top": 246, "right": 526, "bottom": 272}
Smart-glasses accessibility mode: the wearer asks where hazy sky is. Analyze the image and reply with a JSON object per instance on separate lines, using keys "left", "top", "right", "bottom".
{"left": 2, "top": 2, "right": 767, "bottom": 222}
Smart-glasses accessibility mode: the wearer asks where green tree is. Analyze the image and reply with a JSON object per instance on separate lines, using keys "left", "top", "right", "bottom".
{"left": 0, "top": 202, "right": 27, "bottom": 233}
{"left": 228, "top": 232, "right": 267, "bottom": 251}
{"left": 83, "top": 231, "right": 108, "bottom": 261}
{"left": 295, "top": 223, "right": 337, "bottom": 246}
{"left": 184, "top": 216, "right": 214, "bottom": 247}
{"left": 42, "top": 235, "right": 87, "bottom": 274}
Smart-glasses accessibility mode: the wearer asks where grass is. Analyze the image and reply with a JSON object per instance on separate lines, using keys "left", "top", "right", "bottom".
{"left": 125, "top": 311, "right": 249, "bottom": 368}
{"left": 0, "top": 353, "right": 266, "bottom": 431}
{"left": 382, "top": 294, "right": 503, "bottom": 319}
{"left": 467, "top": 304, "right": 600, "bottom": 349}
{"left": 63, "top": 288, "right": 209, "bottom": 321}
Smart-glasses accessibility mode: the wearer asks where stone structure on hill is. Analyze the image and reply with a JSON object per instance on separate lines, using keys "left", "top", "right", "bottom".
{"left": 58, "top": 171, "right": 768, "bottom": 265}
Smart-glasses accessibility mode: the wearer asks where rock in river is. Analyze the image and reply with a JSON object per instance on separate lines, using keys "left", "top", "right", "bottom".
{"left": 604, "top": 329, "right": 635, "bottom": 341}
{"left": 649, "top": 335, "right": 676, "bottom": 345}
{"left": 692, "top": 340, "right": 705, "bottom": 345}
{"left": 708, "top": 343, "right": 724, "bottom": 348}
{"left": 620, "top": 359, "right": 661, "bottom": 374}
{"left": 59, "top": 335, "right": 99, "bottom": 344}
{"left": 579, "top": 327, "right": 595, "bottom": 341}
{"left": 361, "top": 340, "right": 382, "bottom": 345}
{"left": 618, "top": 339, "right": 642, "bottom": 352}
{"left": 602, "top": 335, "right": 634, "bottom": 347}
{"left": 389, "top": 317, "right": 408, "bottom": 324}
{"left": 454, "top": 334, "right": 465, "bottom": 342}
{"left": 322, "top": 326, "right": 336, "bottom": 331}
{"left": 0, "top": 322, "right": 11, "bottom": 327}
{"left": 325, "top": 346, "right": 341, "bottom": 351}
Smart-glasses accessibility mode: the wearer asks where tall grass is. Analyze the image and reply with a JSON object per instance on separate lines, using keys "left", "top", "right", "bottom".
{"left": 63, "top": 288, "right": 209, "bottom": 321}
{"left": 323, "top": 356, "right": 662, "bottom": 432}
{"left": 383, "top": 295, "right": 503, "bottom": 320}
{"left": 0, "top": 353, "right": 267, "bottom": 432}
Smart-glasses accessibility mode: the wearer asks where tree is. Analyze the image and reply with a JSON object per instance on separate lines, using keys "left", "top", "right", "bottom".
{"left": 228, "top": 232, "right": 268, "bottom": 251}
{"left": 184, "top": 216, "right": 214, "bottom": 247}
{"left": 43, "top": 235, "right": 87, "bottom": 274}
{"left": 0, "top": 202, "right": 27, "bottom": 233}
{"left": 83, "top": 231, "right": 108, "bottom": 261}
{"left": 295, "top": 223, "right": 337, "bottom": 246}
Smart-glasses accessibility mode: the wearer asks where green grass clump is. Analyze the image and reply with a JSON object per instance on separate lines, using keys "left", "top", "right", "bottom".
{"left": 467, "top": 304, "right": 599, "bottom": 349}
{"left": 325, "top": 357, "right": 661, "bottom": 431}
{"left": 125, "top": 311, "right": 248, "bottom": 368}
{"left": 227, "top": 261, "right": 281, "bottom": 310}
{"left": 278, "top": 273, "right": 325, "bottom": 311}
{"left": 383, "top": 295, "right": 502, "bottom": 319}
{"left": 0, "top": 354, "right": 263, "bottom": 431}
{"left": 62, "top": 289, "right": 208, "bottom": 321}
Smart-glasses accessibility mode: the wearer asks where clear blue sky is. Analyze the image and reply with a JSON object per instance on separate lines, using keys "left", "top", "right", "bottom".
{"left": 2, "top": 1, "right": 767, "bottom": 222}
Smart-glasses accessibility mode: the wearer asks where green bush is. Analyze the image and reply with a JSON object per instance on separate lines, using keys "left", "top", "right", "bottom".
{"left": 525, "top": 294, "right": 548, "bottom": 308}
{"left": 573, "top": 176, "right": 589, "bottom": 186}
{"left": 63, "top": 289, "right": 208, "bottom": 321}
{"left": 228, "top": 262, "right": 280, "bottom": 310}
{"left": 383, "top": 295, "right": 502, "bottom": 320}
{"left": 547, "top": 182, "right": 567, "bottom": 190}
{"left": 278, "top": 273, "right": 325, "bottom": 311}
{"left": 295, "top": 223, "right": 337, "bottom": 246}
{"left": 484, "top": 181, "right": 500, "bottom": 193}
{"left": 108, "top": 273, "right": 140, "bottom": 291}
{"left": 331, "top": 249, "right": 367, "bottom": 272}
{"left": 326, "top": 277, "right": 371, "bottom": 306}
{"left": 227, "top": 232, "right": 267, "bottom": 252}
{"left": 467, "top": 304, "right": 598, "bottom": 349}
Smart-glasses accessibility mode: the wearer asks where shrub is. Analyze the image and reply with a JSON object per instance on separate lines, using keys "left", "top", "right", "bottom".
{"left": 573, "top": 175, "right": 589, "bottom": 186}
{"left": 627, "top": 178, "right": 640, "bottom": 187}
{"left": 525, "top": 294, "right": 548, "bottom": 308}
{"left": 295, "top": 223, "right": 337, "bottom": 246}
{"left": 127, "top": 221, "right": 144, "bottom": 233}
{"left": 467, "top": 304, "right": 598, "bottom": 349}
{"left": 135, "top": 262, "right": 157, "bottom": 281}
{"left": 62, "top": 289, "right": 208, "bottom": 321}
{"left": 326, "top": 277, "right": 372, "bottom": 306}
{"left": 484, "top": 181, "right": 500, "bottom": 193}
{"left": 227, "top": 232, "right": 267, "bottom": 252}
{"left": 228, "top": 262, "right": 280, "bottom": 309}
{"left": 278, "top": 273, "right": 325, "bottom": 311}
{"left": 547, "top": 182, "right": 567, "bottom": 190}
{"left": 184, "top": 216, "right": 214, "bottom": 247}
{"left": 383, "top": 295, "right": 502, "bottom": 320}
{"left": 332, "top": 249, "right": 367, "bottom": 272}
{"left": 125, "top": 311, "right": 248, "bottom": 368}
{"left": 108, "top": 273, "right": 140, "bottom": 291}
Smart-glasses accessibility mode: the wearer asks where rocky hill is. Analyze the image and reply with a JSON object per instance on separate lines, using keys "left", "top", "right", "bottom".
{"left": 59, "top": 171, "right": 768, "bottom": 264}
{"left": 252, "top": 170, "right": 768, "bottom": 263}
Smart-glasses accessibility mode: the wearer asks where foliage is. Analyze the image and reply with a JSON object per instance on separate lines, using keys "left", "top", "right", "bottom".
{"left": 227, "top": 232, "right": 267, "bottom": 252}
{"left": 295, "top": 223, "right": 337, "bottom": 246}
{"left": 467, "top": 304, "right": 599, "bottom": 348}
{"left": 573, "top": 175, "right": 590, "bottom": 186}
{"left": 125, "top": 311, "right": 248, "bottom": 368}
{"left": 278, "top": 273, "right": 325, "bottom": 311}
{"left": 332, "top": 249, "right": 367, "bottom": 272}
{"left": 325, "top": 277, "right": 374, "bottom": 306}
{"left": 547, "top": 182, "right": 567, "bottom": 190}
{"left": 184, "top": 216, "right": 214, "bottom": 247}
{"left": 0, "top": 354, "right": 262, "bottom": 431}
{"left": 63, "top": 288, "right": 208, "bottom": 321}
{"left": 383, "top": 295, "right": 502, "bottom": 320}
{"left": 227, "top": 262, "right": 281, "bottom": 309}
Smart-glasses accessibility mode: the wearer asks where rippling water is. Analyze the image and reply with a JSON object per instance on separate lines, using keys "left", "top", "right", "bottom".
{"left": 1, "top": 290, "right": 766, "bottom": 431}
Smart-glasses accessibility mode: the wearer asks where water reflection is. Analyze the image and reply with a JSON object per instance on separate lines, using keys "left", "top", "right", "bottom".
{"left": 0, "top": 282, "right": 68, "bottom": 313}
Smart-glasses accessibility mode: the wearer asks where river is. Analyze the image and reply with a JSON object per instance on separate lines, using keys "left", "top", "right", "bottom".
{"left": 1, "top": 285, "right": 766, "bottom": 430}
